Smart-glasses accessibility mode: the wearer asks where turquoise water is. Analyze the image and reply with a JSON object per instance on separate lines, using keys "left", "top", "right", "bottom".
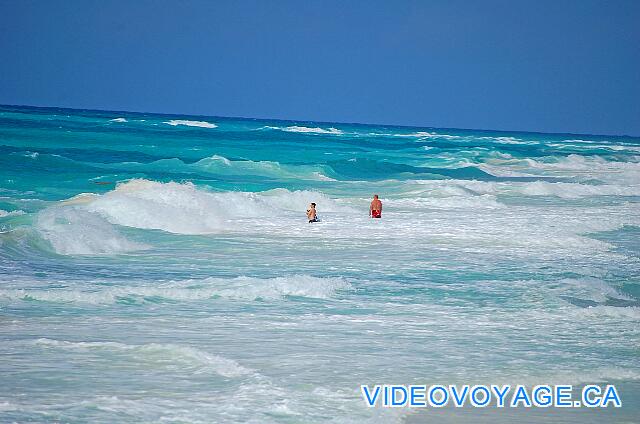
{"left": 0, "top": 105, "right": 639, "bottom": 423}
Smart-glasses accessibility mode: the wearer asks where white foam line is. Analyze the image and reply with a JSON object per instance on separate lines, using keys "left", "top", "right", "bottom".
{"left": 164, "top": 120, "right": 217, "bottom": 129}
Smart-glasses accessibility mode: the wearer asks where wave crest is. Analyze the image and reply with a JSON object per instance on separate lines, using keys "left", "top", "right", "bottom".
{"left": 84, "top": 179, "right": 348, "bottom": 234}
{"left": 0, "top": 209, "right": 25, "bottom": 218}
{"left": 193, "top": 155, "right": 336, "bottom": 181}
{"left": 35, "top": 207, "right": 148, "bottom": 255}
{"left": 164, "top": 120, "right": 217, "bottom": 129}
{"left": 479, "top": 154, "right": 640, "bottom": 185}
{"left": 34, "top": 180, "right": 351, "bottom": 254}
{"left": 1, "top": 275, "right": 351, "bottom": 303}
{"left": 263, "top": 125, "right": 343, "bottom": 135}
{"left": 33, "top": 338, "right": 252, "bottom": 377}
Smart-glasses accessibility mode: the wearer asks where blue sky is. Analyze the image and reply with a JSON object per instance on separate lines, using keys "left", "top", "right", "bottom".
{"left": 1, "top": 0, "right": 638, "bottom": 135}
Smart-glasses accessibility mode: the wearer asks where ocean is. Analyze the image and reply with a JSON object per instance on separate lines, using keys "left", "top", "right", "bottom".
{"left": 0, "top": 105, "right": 638, "bottom": 423}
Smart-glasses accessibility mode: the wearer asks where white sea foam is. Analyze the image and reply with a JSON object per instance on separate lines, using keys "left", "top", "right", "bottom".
{"left": 392, "top": 132, "right": 536, "bottom": 144}
{"left": 385, "top": 194, "right": 504, "bottom": 209}
{"left": 284, "top": 126, "right": 342, "bottom": 134}
{"left": 259, "top": 188, "right": 350, "bottom": 212}
{"left": 81, "top": 179, "right": 347, "bottom": 234}
{"left": 33, "top": 338, "right": 252, "bottom": 377}
{"left": 392, "top": 131, "right": 433, "bottom": 138}
{"left": 34, "top": 180, "right": 353, "bottom": 253}
{"left": 547, "top": 141, "right": 640, "bottom": 153}
{"left": 476, "top": 135, "right": 533, "bottom": 145}
{"left": 0, "top": 209, "right": 25, "bottom": 217}
{"left": 472, "top": 180, "right": 640, "bottom": 199}
{"left": 479, "top": 154, "right": 640, "bottom": 184}
{"left": 164, "top": 119, "right": 217, "bottom": 128}
{"left": 190, "top": 274, "right": 352, "bottom": 300}
{"left": 394, "top": 131, "right": 462, "bottom": 139}
{"left": 514, "top": 181, "right": 640, "bottom": 198}
{"left": 402, "top": 178, "right": 640, "bottom": 200}
{"left": 35, "top": 207, "right": 147, "bottom": 255}
{"left": 0, "top": 401, "right": 17, "bottom": 412}
{"left": 555, "top": 277, "right": 633, "bottom": 303}
{"left": 109, "top": 117, "right": 127, "bottom": 123}
{"left": 351, "top": 178, "right": 640, "bottom": 259}
{"left": 87, "top": 180, "right": 288, "bottom": 234}
{"left": 562, "top": 138, "right": 610, "bottom": 144}
{"left": 35, "top": 174, "right": 638, "bottom": 256}
{"left": 20, "top": 151, "right": 39, "bottom": 158}
{"left": 311, "top": 172, "right": 337, "bottom": 181}
{"left": 573, "top": 305, "right": 640, "bottom": 320}
{"left": 0, "top": 275, "right": 351, "bottom": 303}
{"left": 85, "top": 180, "right": 248, "bottom": 234}
{"left": 59, "top": 192, "right": 99, "bottom": 205}
{"left": 263, "top": 125, "right": 343, "bottom": 135}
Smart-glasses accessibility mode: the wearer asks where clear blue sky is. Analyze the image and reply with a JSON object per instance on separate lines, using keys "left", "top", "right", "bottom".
{"left": 1, "top": 0, "right": 639, "bottom": 135}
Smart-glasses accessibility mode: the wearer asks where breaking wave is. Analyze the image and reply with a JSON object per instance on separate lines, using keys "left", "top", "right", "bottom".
{"left": 393, "top": 131, "right": 462, "bottom": 139}
{"left": 35, "top": 207, "right": 148, "bottom": 255}
{"left": 0, "top": 209, "right": 25, "bottom": 218}
{"left": 0, "top": 275, "right": 351, "bottom": 303}
{"left": 164, "top": 119, "right": 217, "bottom": 129}
{"left": 262, "top": 125, "right": 343, "bottom": 135}
{"left": 33, "top": 180, "right": 352, "bottom": 254}
{"left": 404, "top": 178, "right": 640, "bottom": 199}
{"left": 33, "top": 338, "right": 252, "bottom": 377}
{"left": 478, "top": 153, "right": 640, "bottom": 184}
{"left": 82, "top": 179, "right": 349, "bottom": 232}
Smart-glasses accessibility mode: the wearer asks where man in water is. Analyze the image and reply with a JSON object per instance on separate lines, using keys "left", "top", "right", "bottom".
{"left": 307, "top": 202, "right": 318, "bottom": 223}
{"left": 369, "top": 194, "right": 382, "bottom": 218}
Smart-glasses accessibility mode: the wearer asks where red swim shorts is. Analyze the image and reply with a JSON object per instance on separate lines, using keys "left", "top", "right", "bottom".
{"left": 371, "top": 210, "right": 381, "bottom": 218}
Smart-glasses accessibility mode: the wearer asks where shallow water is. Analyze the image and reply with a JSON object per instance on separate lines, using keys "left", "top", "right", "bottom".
{"left": 0, "top": 105, "right": 639, "bottom": 423}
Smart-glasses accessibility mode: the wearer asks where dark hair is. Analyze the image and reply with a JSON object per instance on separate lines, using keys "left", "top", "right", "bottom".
{"left": 311, "top": 203, "right": 316, "bottom": 207}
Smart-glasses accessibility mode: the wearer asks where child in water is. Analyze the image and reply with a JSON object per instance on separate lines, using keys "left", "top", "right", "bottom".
{"left": 307, "top": 202, "right": 318, "bottom": 223}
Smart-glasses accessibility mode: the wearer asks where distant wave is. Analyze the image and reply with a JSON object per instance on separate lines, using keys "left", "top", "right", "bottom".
{"left": 0, "top": 209, "right": 25, "bottom": 218}
{"left": 164, "top": 119, "right": 217, "bottom": 128}
{"left": 478, "top": 153, "right": 640, "bottom": 184}
{"left": 548, "top": 141, "right": 640, "bottom": 153}
{"left": 193, "top": 155, "right": 337, "bottom": 181}
{"left": 328, "top": 157, "right": 497, "bottom": 181}
{"left": 476, "top": 136, "right": 533, "bottom": 145}
{"left": 392, "top": 132, "right": 537, "bottom": 145}
{"left": 262, "top": 125, "right": 343, "bottom": 135}
{"left": 403, "top": 178, "right": 640, "bottom": 201}
{"left": 509, "top": 181, "right": 640, "bottom": 198}
{"left": 562, "top": 139, "right": 610, "bottom": 144}
{"left": 393, "top": 131, "right": 462, "bottom": 140}
{"left": 109, "top": 117, "right": 127, "bottom": 123}
{"left": 6, "top": 148, "right": 337, "bottom": 183}
{"left": 284, "top": 126, "right": 343, "bottom": 135}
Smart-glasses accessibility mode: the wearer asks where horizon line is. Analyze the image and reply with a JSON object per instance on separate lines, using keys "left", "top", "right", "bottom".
{"left": 1, "top": 102, "right": 638, "bottom": 139}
